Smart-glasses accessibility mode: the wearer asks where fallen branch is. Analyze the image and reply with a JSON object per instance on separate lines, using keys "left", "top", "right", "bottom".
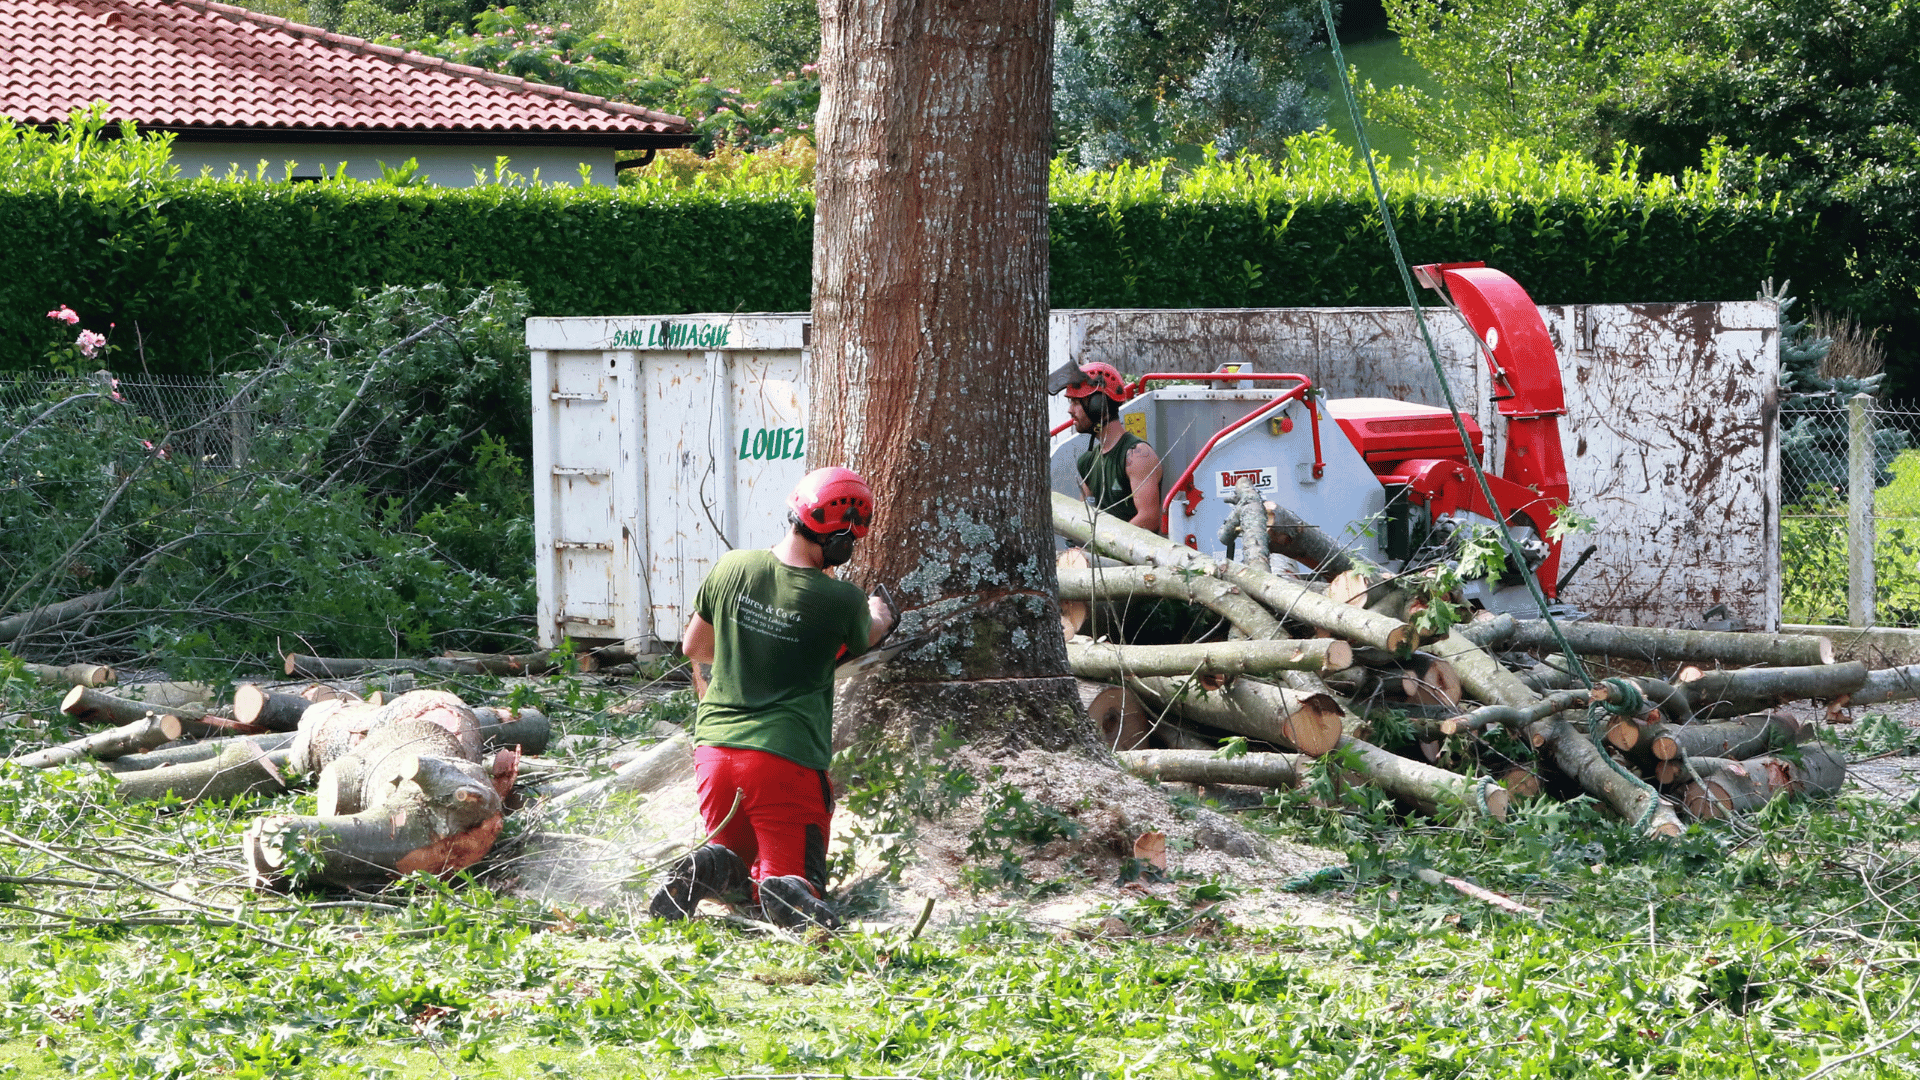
{"left": 1116, "top": 748, "right": 1302, "bottom": 789}
{"left": 1056, "top": 566, "right": 1283, "bottom": 639}
{"left": 1411, "top": 866, "right": 1542, "bottom": 917}
{"left": 1507, "top": 620, "right": 1835, "bottom": 667}
{"left": 1526, "top": 712, "right": 1683, "bottom": 837}
{"left": 0, "top": 589, "right": 115, "bottom": 644}
{"left": 1333, "top": 737, "right": 1511, "bottom": 821}
{"left": 24, "top": 663, "right": 114, "bottom": 688}
{"left": 12, "top": 715, "right": 176, "bottom": 769}
{"left": 110, "top": 742, "right": 293, "bottom": 804}
{"left": 1680, "top": 662, "right": 1868, "bottom": 718}
{"left": 1067, "top": 638, "right": 1352, "bottom": 680}
{"left": 542, "top": 731, "right": 694, "bottom": 810}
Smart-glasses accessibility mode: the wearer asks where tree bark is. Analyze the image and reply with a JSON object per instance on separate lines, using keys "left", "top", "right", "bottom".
{"left": 1116, "top": 748, "right": 1302, "bottom": 789}
{"left": 1125, "top": 674, "right": 1344, "bottom": 756}
{"left": 102, "top": 710, "right": 544, "bottom": 776}
{"left": 1526, "top": 712, "right": 1684, "bottom": 837}
{"left": 810, "top": 0, "right": 1085, "bottom": 752}
{"left": 1678, "top": 744, "right": 1847, "bottom": 819}
{"left": 1056, "top": 565, "right": 1283, "bottom": 639}
{"left": 1323, "top": 654, "right": 1460, "bottom": 707}
{"left": 1053, "top": 493, "right": 1415, "bottom": 654}
{"left": 1508, "top": 621, "right": 1835, "bottom": 667}
{"left": 542, "top": 732, "right": 695, "bottom": 810}
{"left": 1680, "top": 662, "right": 1868, "bottom": 718}
{"left": 1426, "top": 629, "right": 1542, "bottom": 708}
{"left": 1068, "top": 638, "right": 1351, "bottom": 681}
{"left": 1219, "top": 479, "right": 1270, "bottom": 567}
{"left": 106, "top": 733, "right": 299, "bottom": 773}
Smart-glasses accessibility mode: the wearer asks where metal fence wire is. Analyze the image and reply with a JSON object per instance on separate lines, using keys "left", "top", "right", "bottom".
{"left": 0, "top": 371, "right": 245, "bottom": 468}
{"left": 1781, "top": 396, "right": 1920, "bottom": 627}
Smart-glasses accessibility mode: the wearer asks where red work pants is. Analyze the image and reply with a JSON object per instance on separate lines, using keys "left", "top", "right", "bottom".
{"left": 693, "top": 745, "right": 833, "bottom": 899}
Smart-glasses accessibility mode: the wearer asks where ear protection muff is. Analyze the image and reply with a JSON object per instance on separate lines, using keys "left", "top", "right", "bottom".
{"left": 792, "top": 514, "right": 857, "bottom": 568}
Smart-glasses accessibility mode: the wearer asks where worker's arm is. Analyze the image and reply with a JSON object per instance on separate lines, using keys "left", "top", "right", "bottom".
{"left": 867, "top": 592, "right": 896, "bottom": 648}
{"left": 1126, "top": 441, "right": 1164, "bottom": 533}
{"left": 682, "top": 613, "right": 715, "bottom": 700}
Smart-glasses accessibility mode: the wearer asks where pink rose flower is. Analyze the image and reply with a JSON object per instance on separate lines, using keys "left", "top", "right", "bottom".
{"left": 75, "top": 329, "right": 106, "bottom": 358}
{"left": 47, "top": 305, "right": 79, "bottom": 325}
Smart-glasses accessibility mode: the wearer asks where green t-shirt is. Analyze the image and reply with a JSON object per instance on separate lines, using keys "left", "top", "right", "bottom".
{"left": 1077, "top": 431, "right": 1147, "bottom": 521}
{"left": 692, "top": 548, "right": 871, "bottom": 770}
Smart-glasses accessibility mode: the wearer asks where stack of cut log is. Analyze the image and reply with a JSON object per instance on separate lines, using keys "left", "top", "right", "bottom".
{"left": 4, "top": 676, "right": 551, "bottom": 888}
{"left": 1055, "top": 493, "right": 1884, "bottom": 835}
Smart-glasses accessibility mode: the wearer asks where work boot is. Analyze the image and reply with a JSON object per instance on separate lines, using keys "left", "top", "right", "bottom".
{"left": 758, "top": 874, "right": 842, "bottom": 931}
{"left": 648, "top": 843, "right": 749, "bottom": 921}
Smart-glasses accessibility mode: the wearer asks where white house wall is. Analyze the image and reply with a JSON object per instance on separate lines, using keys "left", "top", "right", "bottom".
{"left": 168, "top": 141, "right": 618, "bottom": 187}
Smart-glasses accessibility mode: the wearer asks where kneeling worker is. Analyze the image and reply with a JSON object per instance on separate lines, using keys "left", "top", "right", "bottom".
{"left": 650, "top": 467, "right": 895, "bottom": 929}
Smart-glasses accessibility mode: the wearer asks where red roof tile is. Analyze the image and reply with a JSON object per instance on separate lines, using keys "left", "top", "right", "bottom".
{"left": 0, "top": 0, "right": 692, "bottom": 143}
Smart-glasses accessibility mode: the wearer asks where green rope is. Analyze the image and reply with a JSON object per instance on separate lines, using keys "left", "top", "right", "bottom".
{"left": 1317, "top": 1, "right": 1666, "bottom": 829}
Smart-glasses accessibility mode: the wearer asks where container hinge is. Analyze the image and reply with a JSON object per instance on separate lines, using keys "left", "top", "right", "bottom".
{"left": 555, "top": 541, "right": 614, "bottom": 550}
{"left": 550, "top": 392, "right": 607, "bottom": 403}
{"left": 551, "top": 468, "right": 610, "bottom": 478}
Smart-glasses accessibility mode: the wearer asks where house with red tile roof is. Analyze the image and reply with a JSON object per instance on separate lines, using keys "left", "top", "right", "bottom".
{"left": 1, "top": 0, "right": 695, "bottom": 186}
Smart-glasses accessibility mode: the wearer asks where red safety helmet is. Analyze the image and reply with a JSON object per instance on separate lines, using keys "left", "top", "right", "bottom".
{"left": 788, "top": 467, "right": 874, "bottom": 538}
{"left": 1063, "top": 362, "right": 1128, "bottom": 403}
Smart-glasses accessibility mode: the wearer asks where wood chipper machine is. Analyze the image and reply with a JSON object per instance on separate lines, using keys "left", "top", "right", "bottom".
{"left": 1049, "top": 262, "right": 1574, "bottom": 615}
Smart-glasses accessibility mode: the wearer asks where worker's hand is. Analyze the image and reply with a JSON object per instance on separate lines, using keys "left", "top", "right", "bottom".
{"left": 867, "top": 592, "right": 897, "bottom": 647}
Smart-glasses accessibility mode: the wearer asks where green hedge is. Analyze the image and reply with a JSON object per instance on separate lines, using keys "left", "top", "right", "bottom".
{"left": 1, "top": 132, "right": 1808, "bottom": 373}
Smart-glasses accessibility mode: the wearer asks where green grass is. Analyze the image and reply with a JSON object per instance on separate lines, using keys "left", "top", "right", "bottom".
{"left": 3, "top": 671, "right": 1920, "bottom": 1078}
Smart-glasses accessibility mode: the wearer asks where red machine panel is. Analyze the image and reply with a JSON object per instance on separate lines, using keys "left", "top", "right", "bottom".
{"left": 1324, "top": 398, "right": 1484, "bottom": 474}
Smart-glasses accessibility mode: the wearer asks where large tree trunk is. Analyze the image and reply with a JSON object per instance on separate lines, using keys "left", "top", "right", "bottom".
{"left": 811, "top": 0, "right": 1085, "bottom": 751}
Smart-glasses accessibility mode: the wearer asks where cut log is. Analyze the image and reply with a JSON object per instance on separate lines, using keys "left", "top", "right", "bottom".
{"left": 1116, "top": 748, "right": 1302, "bottom": 789}
{"left": 472, "top": 707, "right": 551, "bottom": 756}
{"left": 1526, "top": 712, "right": 1683, "bottom": 837}
{"left": 1679, "top": 662, "right": 1867, "bottom": 718}
{"left": 60, "top": 686, "right": 160, "bottom": 727}
{"left": 1333, "top": 736, "right": 1510, "bottom": 821}
{"left": 244, "top": 754, "right": 502, "bottom": 889}
{"left": 1265, "top": 502, "right": 1356, "bottom": 578}
{"left": 1056, "top": 566, "right": 1283, "bottom": 640}
{"left": 1068, "top": 638, "right": 1351, "bottom": 681}
{"left": 1427, "top": 629, "right": 1542, "bottom": 709}
{"left": 118, "top": 681, "right": 213, "bottom": 709}
{"left": 1648, "top": 712, "right": 1811, "bottom": 763}
{"left": 1508, "top": 620, "right": 1834, "bottom": 667}
{"left": 12, "top": 715, "right": 174, "bottom": 769}
{"left": 1052, "top": 492, "right": 1414, "bottom": 655}
{"left": 1079, "top": 679, "right": 1151, "bottom": 751}
{"left": 315, "top": 716, "right": 476, "bottom": 817}
{"left": 1324, "top": 655, "right": 1460, "bottom": 708}
{"left": 1498, "top": 766, "right": 1544, "bottom": 799}
{"left": 1057, "top": 548, "right": 1091, "bottom": 638}
{"left": 1678, "top": 744, "right": 1847, "bottom": 819}
{"left": 291, "top": 690, "right": 480, "bottom": 776}
{"left": 1847, "top": 664, "right": 1920, "bottom": 707}
{"left": 110, "top": 742, "right": 292, "bottom": 804}
{"left": 233, "top": 685, "right": 311, "bottom": 733}
{"left": 1126, "top": 675, "right": 1344, "bottom": 757}
{"left": 1518, "top": 656, "right": 1577, "bottom": 693}
{"left": 106, "top": 733, "right": 299, "bottom": 773}
{"left": 25, "top": 663, "right": 114, "bottom": 688}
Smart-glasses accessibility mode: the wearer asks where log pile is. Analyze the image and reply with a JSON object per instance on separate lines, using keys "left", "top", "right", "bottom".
{"left": 1055, "top": 493, "right": 1870, "bottom": 834}
{"left": 4, "top": 674, "right": 555, "bottom": 890}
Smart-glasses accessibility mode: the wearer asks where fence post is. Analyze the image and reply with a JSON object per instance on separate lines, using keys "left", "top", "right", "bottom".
{"left": 1849, "top": 393, "right": 1877, "bottom": 628}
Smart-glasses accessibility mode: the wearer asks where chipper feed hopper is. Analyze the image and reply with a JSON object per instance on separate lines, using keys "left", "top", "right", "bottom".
{"left": 1050, "top": 262, "right": 1572, "bottom": 615}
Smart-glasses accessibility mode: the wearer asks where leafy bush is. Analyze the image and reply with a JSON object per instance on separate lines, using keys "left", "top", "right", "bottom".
{"left": 0, "top": 116, "right": 1804, "bottom": 376}
{"left": 0, "top": 284, "right": 538, "bottom": 668}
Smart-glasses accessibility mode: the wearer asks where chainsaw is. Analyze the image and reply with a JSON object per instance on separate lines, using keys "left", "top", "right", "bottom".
{"left": 833, "top": 586, "right": 1003, "bottom": 681}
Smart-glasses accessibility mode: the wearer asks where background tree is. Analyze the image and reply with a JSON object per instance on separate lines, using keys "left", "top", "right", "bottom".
{"left": 1055, "top": 0, "right": 1328, "bottom": 167}
{"left": 1369, "top": 0, "right": 1920, "bottom": 389}
{"left": 810, "top": 0, "right": 1088, "bottom": 748}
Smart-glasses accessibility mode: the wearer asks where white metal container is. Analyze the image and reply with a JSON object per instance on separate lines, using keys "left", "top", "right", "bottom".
{"left": 528, "top": 314, "right": 811, "bottom": 650}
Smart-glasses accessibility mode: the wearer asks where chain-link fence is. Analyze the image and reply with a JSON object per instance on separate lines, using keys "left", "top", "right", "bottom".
{"left": 0, "top": 371, "right": 247, "bottom": 468}
{"left": 1781, "top": 396, "right": 1920, "bottom": 626}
